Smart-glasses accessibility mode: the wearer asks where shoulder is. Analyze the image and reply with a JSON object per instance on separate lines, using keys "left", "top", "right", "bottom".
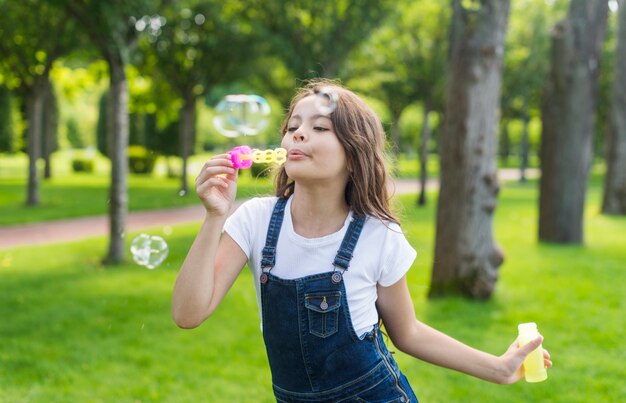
{"left": 360, "top": 216, "right": 407, "bottom": 241}
{"left": 358, "top": 216, "right": 416, "bottom": 261}
{"left": 358, "top": 216, "right": 416, "bottom": 286}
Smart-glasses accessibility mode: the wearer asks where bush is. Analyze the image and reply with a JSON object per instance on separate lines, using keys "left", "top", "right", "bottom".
{"left": 128, "top": 145, "right": 157, "bottom": 174}
{"left": 71, "top": 158, "right": 95, "bottom": 173}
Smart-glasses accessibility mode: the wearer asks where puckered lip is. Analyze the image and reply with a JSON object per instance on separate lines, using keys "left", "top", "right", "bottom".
{"left": 287, "top": 148, "right": 308, "bottom": 158}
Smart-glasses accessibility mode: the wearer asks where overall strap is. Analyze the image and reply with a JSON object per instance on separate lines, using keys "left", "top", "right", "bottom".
{"left": 261, "top": 197, "right": 288, "bottom": 270}
{"left": 331, "top": 215, "right": 366, "bottom": 283}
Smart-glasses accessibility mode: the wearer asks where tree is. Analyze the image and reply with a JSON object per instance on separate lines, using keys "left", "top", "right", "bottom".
{"left": 139, "top": 1, "right": 256, "bottom": 195}
{"left": 346, "top": 1, "right": 449, "bottom": 206}
{"left": 429, "top": 0, "right": 511, "bottom": 299}
{"left": 0, "top": 85, "right": 14, "bottom": 152}
{"left": 41, "top": 79, "right": 59, "bottom": 179}
{"left": 244, "top": 0, "right": 394, "bottom": 104}
{"left": 539, "top": 0, "right": 609, "bottom": 243}
{"left": 501, "top": 0, "right": 567, "bottom": 182}
{"left": 602, "top": 0, "right": 626, "bottom": 215}
{"left": 61, "top": 0, "right": 159, "bottom": 264}
{"left": 0, "top": 0, "right": 77, "bottom": 205}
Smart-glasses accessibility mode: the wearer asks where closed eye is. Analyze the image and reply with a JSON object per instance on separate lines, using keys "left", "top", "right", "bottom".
{"left": 314, "top": 126, "right": 329, "bottom": 132}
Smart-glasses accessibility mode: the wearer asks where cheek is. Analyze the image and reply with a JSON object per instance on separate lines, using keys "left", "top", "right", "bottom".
{"left": 321, "top": 145, "right": 348, "bottom": 171}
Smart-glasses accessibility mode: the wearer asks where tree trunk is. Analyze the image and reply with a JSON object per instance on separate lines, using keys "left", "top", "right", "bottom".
{"left": 179, "top": 93, "right": 196, "bottom": 196}
{"left": 499, "top": 118, "right": 510, "bottom": 166}
{"left": 104, "top": 60, "right": 129, "bottom": 265}
{"left": 429, "top": 0, "right": 509, "bottom": 299}
{"left": 42, "top": 78, "right": 58, "bottom": 179}
{"left": 25, "top": 84, "right": 45, "bottom": 206}
{"left": 519, "top": 101, "right": 530, "bottom": 183}
{"left": 539, "top": 0, "right": 609, "bottom": 243}
{"left": 417, "top": 100, "right": 431, "bottom": 206}
{"left": 602, "top": 0, "right": 626, "bottom": 215}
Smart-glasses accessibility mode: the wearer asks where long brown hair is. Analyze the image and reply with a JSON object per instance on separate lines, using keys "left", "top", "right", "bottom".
{"left": 275, "top": 79, "right": 398, "bottom": 224}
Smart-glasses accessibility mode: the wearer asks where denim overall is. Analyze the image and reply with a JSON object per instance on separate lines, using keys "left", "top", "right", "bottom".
{"left": 260, "top": 198, "right": 418, "bottom": 402}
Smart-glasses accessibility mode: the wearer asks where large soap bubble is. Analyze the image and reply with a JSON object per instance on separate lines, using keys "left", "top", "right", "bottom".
{"left": 315, "top": 87, "right": 338, "bottom": 115}
{"left": 212, "top": 94, "right": 271, "bottom": 137}
{"left": 130, "top": 233, "right": 169, "bottom": 269}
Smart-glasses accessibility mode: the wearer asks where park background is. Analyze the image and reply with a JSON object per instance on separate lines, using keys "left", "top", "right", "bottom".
{"left": 1, "top": 0, "right": 625, "bottom": 402}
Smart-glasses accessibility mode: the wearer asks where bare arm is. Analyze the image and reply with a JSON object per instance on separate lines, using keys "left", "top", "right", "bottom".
{"left": 376, "top": 276, "right": 552, "bottom": 384}
{"left": 171, "top": 154, "right": 248, "bottom": 328}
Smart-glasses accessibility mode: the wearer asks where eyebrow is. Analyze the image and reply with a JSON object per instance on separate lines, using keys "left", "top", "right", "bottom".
{"left": 289, "top": 114, "right": 332, "bottom": 121}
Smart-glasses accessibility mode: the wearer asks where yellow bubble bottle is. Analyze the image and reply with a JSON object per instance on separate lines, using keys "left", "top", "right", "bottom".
{"left": 518, "top": 322, "right": 548, "bottom": 382}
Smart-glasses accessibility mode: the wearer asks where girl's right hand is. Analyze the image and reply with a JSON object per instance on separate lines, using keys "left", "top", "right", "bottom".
{"left": 195, "top": 154, "right": 238, "bottom": 216}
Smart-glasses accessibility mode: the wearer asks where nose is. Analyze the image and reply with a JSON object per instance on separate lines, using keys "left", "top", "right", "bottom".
{"left": 292, "top": 127, "right": 306, "bottom": 142}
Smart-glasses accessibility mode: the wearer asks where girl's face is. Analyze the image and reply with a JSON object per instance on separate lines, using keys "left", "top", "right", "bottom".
{"left": 281, "top": 95, "right": 349, "bottom": 187}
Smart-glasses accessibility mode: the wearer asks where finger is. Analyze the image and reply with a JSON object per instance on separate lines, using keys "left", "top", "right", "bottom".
{"left": 197, "top": 155, "right": 233, "bottom": 173}
{"left": 196, "top": 177, "right": 229, "bottom": 196}
{"left": 543, "top": 349, "right": 553, "bottom": 368}
{"left": 196, "top": 165, "right": 236, "bottom": 186}
{"left": 518, "top": 336, "right": 543, "bottom": 357}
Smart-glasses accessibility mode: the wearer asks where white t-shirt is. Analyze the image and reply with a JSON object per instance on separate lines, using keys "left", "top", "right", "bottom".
{"left": 224, "top": 196, "right": 417, "bottom": 337}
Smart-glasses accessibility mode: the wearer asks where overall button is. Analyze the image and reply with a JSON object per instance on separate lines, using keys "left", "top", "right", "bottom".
{"left": 320, "top": 296, "right": 328, "bottom": 310}
{"left": 331, "top": 271, "right": 342, "bottom": 284}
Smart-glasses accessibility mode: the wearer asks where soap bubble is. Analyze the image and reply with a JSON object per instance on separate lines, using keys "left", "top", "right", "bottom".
{"left": 212, "top": 94, "right": 271, "bottom": 137}
{"left": 315, "top": 87, "right": 338, "bottom": 115}
{"left": 130, "top": 233, "right": 169, "bottom": 269}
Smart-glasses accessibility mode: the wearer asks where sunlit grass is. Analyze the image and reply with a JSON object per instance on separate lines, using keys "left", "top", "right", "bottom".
{"left": 0, "top": 152, "right": 274, "bottom": 226}
{"left": 0, "top": 175, "right": 624, "bottom": 402}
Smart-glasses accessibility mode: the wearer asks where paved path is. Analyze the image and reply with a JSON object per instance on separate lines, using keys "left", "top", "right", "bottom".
{"left": 0, "top": 169, "right": 537, "bottom": 249}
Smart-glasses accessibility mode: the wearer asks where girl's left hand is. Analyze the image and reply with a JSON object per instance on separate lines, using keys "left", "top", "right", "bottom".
{"left": 498, "top": 336, "right": 553, "bottom": 384}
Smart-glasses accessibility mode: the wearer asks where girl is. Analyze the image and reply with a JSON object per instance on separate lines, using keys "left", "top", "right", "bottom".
{"left": 172, "top": 80, "right": 552, "bottom": 402}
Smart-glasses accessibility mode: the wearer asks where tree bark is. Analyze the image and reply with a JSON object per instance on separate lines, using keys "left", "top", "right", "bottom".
{"left": 417, "top": 100, "right": 431, "bottom": 206}
{"left": 42, "top": 78, "right": 58, "bottom": 179}
{"left": 179, "top": 93, "right": 196, "bottom": 196}
{"left": 602, "top": 0, "right": 626, "bottom": 215}
{"left": 429, "top": 0, "right": 509, "bottom": 299}
{"left": 25, "top": 83, "right": 45, "bottom": 206}
{"left": 539, "top": 0, "right": 609, "bottom": 243}
{"left": 519, "top": 99, "right": 530, "bottom": 183}
{"left": 103, "top": 59, "right": 129, "bottom": 265}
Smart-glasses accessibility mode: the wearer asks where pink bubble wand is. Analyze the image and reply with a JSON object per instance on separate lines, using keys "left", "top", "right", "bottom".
{"left": 228, "top": 146, "right": 287, "bottom": 169}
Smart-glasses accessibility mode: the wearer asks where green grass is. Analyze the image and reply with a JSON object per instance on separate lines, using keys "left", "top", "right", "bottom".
{"left": 1, "top": 179, "right": 625, "bottom": 402}
{"left": 0, "top": 152, "right": 274, "bottom": 226}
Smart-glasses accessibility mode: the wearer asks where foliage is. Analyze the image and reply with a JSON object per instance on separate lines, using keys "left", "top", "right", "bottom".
{"left": 0, "top": 0, "right": 76, "bottom": 90}
{"left": 0, "top": 183, "right": 624, "bottom": 401}
{"left": 347, "top": 0, "right": 449, "bottom": 151}
{"left": 65, "top": 117, "right": 84, "bottom": 149}
{"left": 71, "top": 157, "right": 95, "bottom": 173}
{"left": 127, "top": 145, "right": 157, "bottom": 174}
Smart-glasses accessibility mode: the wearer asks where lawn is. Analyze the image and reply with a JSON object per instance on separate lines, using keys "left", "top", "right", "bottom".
{"left": 0, "top": 151, "right": 274, "bottom": 226}
{"left": 0, "top": 179, "right": 624, "bottom": 402}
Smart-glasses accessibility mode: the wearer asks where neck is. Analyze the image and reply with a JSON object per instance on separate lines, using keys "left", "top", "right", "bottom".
{"left": 290, "top": 185, "right": 350, "bottom": 238}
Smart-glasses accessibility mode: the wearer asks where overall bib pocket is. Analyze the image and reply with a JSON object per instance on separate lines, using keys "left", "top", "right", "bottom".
{"left": 304, "top": 291, "right": 341, "bottom": 338}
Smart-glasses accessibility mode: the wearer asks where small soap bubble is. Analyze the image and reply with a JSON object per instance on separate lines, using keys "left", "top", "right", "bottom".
{"left": 163, "top": 225, "right": 173, "bottom": 236}
{"left": 212, "top": 94, "right": 271, "bottom": 137}
{"left": 315, "top": 87, "right": 338, "bottom": 115}
{"left": 178, "top": 189, "right": 187, "bottom": 197}
{"left": 130, "top": 233, "right": 169, "bottom": 269}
